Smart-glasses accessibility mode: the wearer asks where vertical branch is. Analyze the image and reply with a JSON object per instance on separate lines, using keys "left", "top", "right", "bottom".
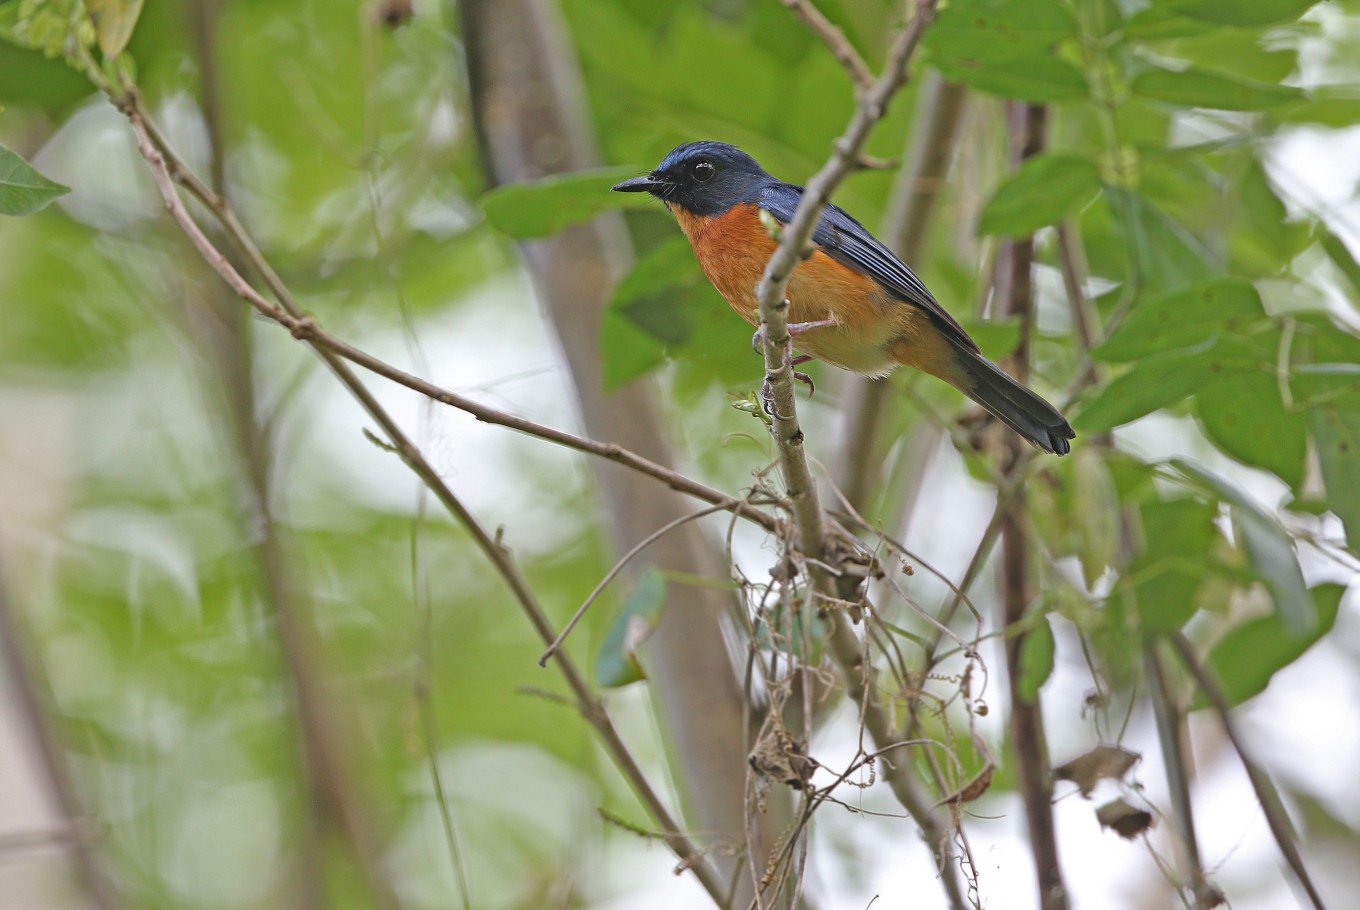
{"left": 836, "top": 74, "right": 967, "bottom": 513}
{"left": 996, "top": 101, "right": 1069, "bottom": 910}
{"left": 0, "top": 567, "right": 124, "bottom": 910}
{"left": 458, "top": 0, "right": 767, "bottom": 901}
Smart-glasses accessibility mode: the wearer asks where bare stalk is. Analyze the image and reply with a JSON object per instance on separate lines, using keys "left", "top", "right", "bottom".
{"left": 1145, "top": 642, "right": 1217, "bottom": 908}
{"left": 1170, "top": 634, "right": 1329, "bottom": 910}
{"left": 995, "top": 101, "right": 1068, "bottom": 910}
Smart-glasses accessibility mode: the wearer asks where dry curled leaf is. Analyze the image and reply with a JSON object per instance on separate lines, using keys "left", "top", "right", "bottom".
{"left": 935, "top": 764, "right": 994, "bottom": 807}
{"left": 1095, "top": 798, "right": 1153, "bottom": 839}
{"left": 1054, "top": 744, "right": 1141, "bottom": 797}
{"left": 748, "top": 727, "right": 817, "bottom": 790}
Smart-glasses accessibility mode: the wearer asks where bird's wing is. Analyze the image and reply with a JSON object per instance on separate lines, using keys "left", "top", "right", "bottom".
{"left": 758, "top": 182, "right": 980, "bottom": 354}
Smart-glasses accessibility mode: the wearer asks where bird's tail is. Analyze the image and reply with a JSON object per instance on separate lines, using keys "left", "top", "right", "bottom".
{"left": 951, "top": 347, "right": 1074, "bottom": 456}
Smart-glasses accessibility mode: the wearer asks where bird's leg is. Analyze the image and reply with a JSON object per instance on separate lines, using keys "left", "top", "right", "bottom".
{"left": 751, "top": 316, "right": 837, "bottom": 352}
{"left": 790, "top": 355, "right": 815, "bottom": 396}
{"left": 762, "top": 353, "right": 817, "bottom": 416}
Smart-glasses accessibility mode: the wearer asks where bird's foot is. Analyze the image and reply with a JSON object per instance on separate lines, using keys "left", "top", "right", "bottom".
{"left": 752, "top": 318, "right": 836, "bottom": 354}
{"left": 788, "top": 318, "right": 836, "bottom": 337}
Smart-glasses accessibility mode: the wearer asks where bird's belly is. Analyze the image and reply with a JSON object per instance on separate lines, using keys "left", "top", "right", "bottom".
{"left": 682, "top": 204, "right": 916, "bottom": 377}
{"left": 699, "top": 251, "right": 906, "bottom": 376}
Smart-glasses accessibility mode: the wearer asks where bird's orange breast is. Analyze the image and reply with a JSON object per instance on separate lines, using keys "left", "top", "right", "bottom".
{"left": 670, "top": 203, "right": 920, "bottom": 376}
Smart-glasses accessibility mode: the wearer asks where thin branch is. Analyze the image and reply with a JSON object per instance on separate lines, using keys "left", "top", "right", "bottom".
{"left": 1145, "top": 641, "right": 1217, "bottom": 909}
{"left": 122, "top": 91, "right": 779, "bottom": 536}
{"left": 540, "top": 502, "right": 736, "bottom": 665}
{"left": 116, "top": 96, "right": 733, "bottom": 908}
{"left": 779, "top": 0, "right": 874, "bottom": 92}
{"left": 750, "top": 3, "right": 967, "bottom": 905}
{"left": 1170, "top": 634, "right": 1330, "bottom": 910}
{"left": 996, "top": 100, "right": 1068, "bottom": 910}
{"left": 753, "top": 3, "right": 936, "bottom": 569}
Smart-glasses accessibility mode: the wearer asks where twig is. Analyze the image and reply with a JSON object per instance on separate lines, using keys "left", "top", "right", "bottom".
{"left": 753, "top": 2, "right": 936, "bottom": 569}
{"left": 117, "top": 97, "right": 733, "bottom": 908}
{"left": 751, "top": 2, "right": 966, "bottom": 904}
{"left": 122, "top": 91, "right": 780, "bottom": 536}
{"left": 1145, "top": 641, "right": 1216, "bottom": 908}
{"left": 1170, "top": 634, "right": 1329, "bottom": 910}
{"left": 779, "top": 0, "right": 874, "bottom": 92}
{"left": 540, "top": 502, "right": 736, "bottom": 665}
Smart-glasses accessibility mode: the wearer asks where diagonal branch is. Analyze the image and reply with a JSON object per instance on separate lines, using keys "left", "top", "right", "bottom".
{"left": 779, "top": 0, "right": 874, "bottom": 92}
{"left": 121, "top": 93, "right": 779, "bottom": 536}
{"left": 1170, "top": 634, "right": 1329, "bottom": 910}
{"left": 115, "top": 97, "right": 733, "bottom": 908}
{"left": 755, "top": 0, "right": 936, "bottom": 571}
{"left": 756, "top": 2, "right": 967, "bottom": 906}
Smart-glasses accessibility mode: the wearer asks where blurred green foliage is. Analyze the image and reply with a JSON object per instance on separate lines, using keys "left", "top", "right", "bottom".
{"left": 2, "top": 0, "right": 1359, "bottom": 907}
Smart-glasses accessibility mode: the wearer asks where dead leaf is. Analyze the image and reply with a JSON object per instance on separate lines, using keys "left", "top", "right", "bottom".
{"left": 1096, "top": 799, "right": 1153, "bottom": 839}
{"left": 748, "top": 727, "right": 817, "bottom": 790}
{"left": 935, "top": 764, "right": 994, "bottom": 807}
{"left": 1054, "top": 744, "right": 1141, "bottom": 797}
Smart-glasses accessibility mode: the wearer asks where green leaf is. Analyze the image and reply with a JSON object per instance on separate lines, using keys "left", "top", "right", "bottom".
{"left": 1105, "top": 188, "right": 1213, "bottom": 291}
{"left": 932, "top": 55, "right": 1089, "bottom": 103}
{"left": 1131, "top": 66, "right": 1302, "bottom": 112}
{"left": 1166, "top": 0, "right": 1319, "bottom": 27}
{"left": 1203, "top": 583, "right": 1344, "bottom": 708}
{"left": 1312, "top": 406, "right": 1360, "bottom": 540}
{"left": 977, "top": 154, "right": 1099, "bottom": 237}
{"left": 1096, "top": 280, "right": 1265, "bottom": 363}
{"left": 926, "top": 0, "right": 1077, "bottom": 60}
{"left": 0, "top": 145, "right": 69, "bottom": 216}
{"left": 85, "top": 0, "right": 144, "bottom": 57}
{"left": 1322, "top": 231, "right": 1360, "bottom": 294}
{"left": 1075, "top": 352, "right": 1211, "bottom": 432}
{"left": 1196, "top": 372, "right": 1307, "bottom": 488}
{"left": 1272, "top": 91, "right": 1360, "bottom": 129}
{"left": 957, "top": 316, "right": 1021, "bottom": 361}
{"left": 610, "top": 236, "right": 707, "bottom": 346}
{"left": 1127, "top": 497, "right": 1219, "bottom": 632}
{"left": 1173, "top": 459, "right": 1315, "bottom": 635}
{"left": 594, "top": 568, "right": 668, "bottom": 688}
{"left": 1016, "top": 614, "right": 1056, "bottom": 702}
{"left": 480, "top": 167, "right": 654, "bottom": 239}
{"left": 600, "top": 310, "right": 666, "bottom": 390}
{"left": 1072, "top": 448, "right": 1120, "bottom": 588}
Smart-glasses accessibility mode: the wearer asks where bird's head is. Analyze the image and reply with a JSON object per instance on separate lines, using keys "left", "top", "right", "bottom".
{"left": 612, "top": 141, "right": 771, "bottom": 217}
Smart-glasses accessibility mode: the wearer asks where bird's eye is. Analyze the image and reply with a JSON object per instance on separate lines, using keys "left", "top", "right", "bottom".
{"left": 693, "top": 161, "right": 715, "bottom": 182}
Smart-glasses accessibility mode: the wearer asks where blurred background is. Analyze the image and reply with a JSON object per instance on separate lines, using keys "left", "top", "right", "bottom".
{"left": 2, "top": 0, "right": 1360, "bottom": 908}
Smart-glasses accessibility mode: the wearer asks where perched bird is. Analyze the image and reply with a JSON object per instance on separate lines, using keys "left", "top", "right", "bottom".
{"left": 612, "top": 141, "right": 1075, "bottom": 455}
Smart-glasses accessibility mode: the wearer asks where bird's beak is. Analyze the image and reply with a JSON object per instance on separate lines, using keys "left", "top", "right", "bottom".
{"left": 611, "top": 174, "right": 661, "bottom": 194}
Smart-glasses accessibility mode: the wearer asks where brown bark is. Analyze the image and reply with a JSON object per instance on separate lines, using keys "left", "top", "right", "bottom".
{"left": 998, "top": 102, "right": 1069, "bottom": 910}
